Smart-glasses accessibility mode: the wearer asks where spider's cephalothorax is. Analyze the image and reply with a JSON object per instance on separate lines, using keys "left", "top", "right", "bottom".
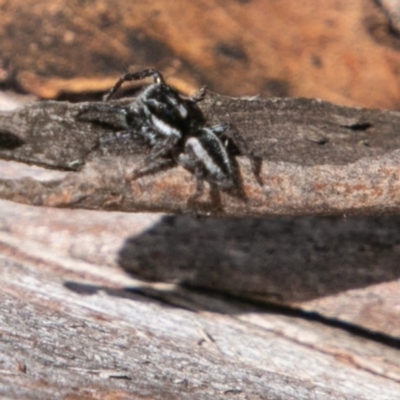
{"left": 104, "top": 69, "right": 205, "bottom": 164}
{"left": 103, "top": 69, "right": 260, "bottom": 202}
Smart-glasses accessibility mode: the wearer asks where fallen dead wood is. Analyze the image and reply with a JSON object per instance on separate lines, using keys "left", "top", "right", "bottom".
{"left": 1, "top": 93, "right": 400, "bottom": 216}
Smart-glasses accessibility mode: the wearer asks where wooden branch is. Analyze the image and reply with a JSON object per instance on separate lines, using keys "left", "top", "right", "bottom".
{"left": 1, "top": 94, "right": 400, "bottom": 216}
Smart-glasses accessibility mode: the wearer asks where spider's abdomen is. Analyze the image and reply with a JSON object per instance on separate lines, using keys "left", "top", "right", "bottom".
{"left": 180, "top": 128, "right": 238, "bottom": 190}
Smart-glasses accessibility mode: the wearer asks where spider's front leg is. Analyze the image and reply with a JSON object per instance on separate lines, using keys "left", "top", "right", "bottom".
{"left": 144, "top": 133, "right": 180, "bottom": 165}
{"left": 103, "top": 69, "right": 165, "bottom": 101}
{"left": 130, "top": 134, "right": 179, "bottom": 178}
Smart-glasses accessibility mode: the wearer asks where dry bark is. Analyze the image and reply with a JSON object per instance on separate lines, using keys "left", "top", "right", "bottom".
{"left": 1, "top": 93, "right": 400, "bottom": 216}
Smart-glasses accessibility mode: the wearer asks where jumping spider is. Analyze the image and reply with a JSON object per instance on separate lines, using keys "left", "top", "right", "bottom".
{"left": 100, "top": 69, "right": 260, "bottom": 203}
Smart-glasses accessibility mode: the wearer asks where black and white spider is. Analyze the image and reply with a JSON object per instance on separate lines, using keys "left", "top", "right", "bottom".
{"left": 101, "top": 69, "right": 259, "bottom": 201}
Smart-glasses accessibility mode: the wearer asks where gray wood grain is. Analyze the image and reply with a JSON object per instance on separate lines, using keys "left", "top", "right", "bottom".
{"left": 1, "top": 199, "right": 400, "bottom": 399}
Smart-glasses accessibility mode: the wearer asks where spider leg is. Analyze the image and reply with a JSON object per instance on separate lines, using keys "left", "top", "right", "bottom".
{"left": 209, "top": 123, "right": 228, "bottom": 136}
{"left": 188, "top": 171, "right": 224, "bottom": 213}
{"left": 146, "top": 135, "right": 178, "bottom": 163}
{"left": 103, "top": 69, "right": 165, "bottom": 101}
{"left": 131, "top": 135, "right": 179, "bottom": 176}
{"left": 99, "top": 129, "right": 145, "bottom": 145}
{"left": 191, "top": 167, "right": 205, "bottom": 200}
{"left": 214, "top": 123, "right": 263, "bottom": 185}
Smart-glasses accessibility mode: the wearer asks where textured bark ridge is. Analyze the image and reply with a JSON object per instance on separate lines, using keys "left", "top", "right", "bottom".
{"left": 1, "top": 93, "right": 400, "bottom": 216}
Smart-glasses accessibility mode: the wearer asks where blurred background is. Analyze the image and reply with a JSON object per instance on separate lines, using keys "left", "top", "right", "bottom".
{"left": 1, "top": 0, "right": 400, "bottom": 109}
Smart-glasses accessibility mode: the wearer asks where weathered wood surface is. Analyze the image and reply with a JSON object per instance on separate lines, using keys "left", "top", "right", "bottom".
{"left": 1, "top": 199, "right": 400, "bottom": 399}
{"left": 2, "top": 94, "right": 400, "bottom": 216}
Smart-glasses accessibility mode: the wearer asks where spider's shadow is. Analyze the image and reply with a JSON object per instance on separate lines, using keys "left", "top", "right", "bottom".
{"left": 116, "top": 214, "right": 400, "bottom": 303}
{"left": 64, "top": 212, "right": 400, "bottom": 351}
